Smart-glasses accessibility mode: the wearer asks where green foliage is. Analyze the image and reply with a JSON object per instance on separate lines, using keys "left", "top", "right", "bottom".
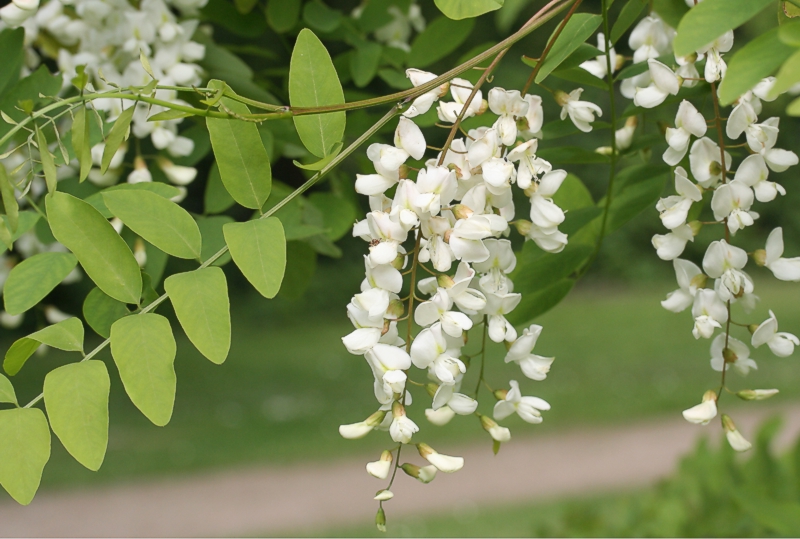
{"left": 196, "top": 215, "right": 234, "bottom": 266}
{"left": 409, "top": 17, "right": 475, "bottom": 68}
{"left": 267, "top": 0, "right": 301, "bottom": 33}
{"left": 46, "top": 192, "right": 142, "bottom": 305}
{"left": 110, "top": 313, "right": 177, "bottom": 427}
{"left": 3, "top": 252, "right": 77, "bottom": 315}
{"left": 71, "top": 107, "right": 92, "bottom": 183}
{"left": 4, "top": 318, "right": 84, "bottom": 376}
{"left": 0, "top": 408, "right": 50, "bottom": 505}
{"left": 102, "top": 190, "right": 202, "bottom": 260}
{"left": 0, "top": 164, "right": 18, "bottom": 235}
{"left": 224, "top": 217, "right": 287, "bottom": 299}
{"left": 203, "top": 163, "right": 236, "bottom": 214}
{"left": 0, "top": 29, "right": 24, "bottom": 97}
{"left": 164, "top": 268, "right": 231, "bottom": 365}
{"left": 43, "top": 361, "right": 110, "bottom": 471}
{"left": 0, "top": 374, "right": 17, "bottom": 405}
{"left": 718, "top": 26, "right": 796, "bottom": 105}
{"left": 100, "top": 107, "right": 134, "bottom": 174}
{"left": 206, "top": 82, "right": 273, "bottom": 209}
{"left": 535, "top": 13, "right": 602, "bottom": 84}
{"left": 35, "top": 127, "right": 57, "bottom": 194}
{"left": 85, "top": 182, "right": 183, "bottom": 218}
{"left": 673, "top": 0, "right": 774, "bottom": 57}
{"left": 82, "top": 287, "right": 130, "bottom": 339}
{"left": 434, "top": 0, "right": 504, "bottom": 20}
{"left": 289, "top": 29, "right": 346, "bottom": 158}
{"left": 609, "top": 0, "right": 647, "bottom": 44}
{"left": 603, "top": 164, "right": 671, "bottom": 234}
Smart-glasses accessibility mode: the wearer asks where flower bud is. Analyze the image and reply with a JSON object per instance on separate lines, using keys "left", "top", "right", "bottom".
{"left": 397, "top": 164, "right": 410, "bottom": 180}
{"left": 748, "top": 324, "right": 760, "bottom": 335}
{"left": 722, "top": 347, "right": 737, "bottom": 363}
{"left": 443, "top": 229, "right": 452, "bottom": 243}
{"left": 390, "top": 253, "right": 406, "bottom": 270}
{"left": 417, "top": 443, "right": 464, "bottom": 473}
{"left": 595, "top": 146, "right": 614, "bottom": 156}
{"left": 366, "top": 450, "right": 394, "bottom": 479}
{"left": 736, "top": 389, "right": 779, "bottom": 401}
{"left": 425, "top": 383, "right": 438, "bottom": 398}
{"left": 688, "top": 220, "right": 703, "bottom": 236}
{"left": 425, "top": 406, "right": 455, "bottom": 426}
{"left": 437, "top": 274, "right": 456, "bottom": 289}
{"left": 479, "top": 413, "right": 511, "bottom": 442}
{"left": 689, "top": 273, "right": 707, "bottom": 290}
{"left": 367, "top": 410, "right": 388, "bottom": 427}
{"left": 386, "top": 299, "right": 405, "bottom": 319}
{"left": 392, "top": 401, "right": 405, "bottom": 418}
{"left": 400, "top": 462, "right": 437, "bottom": 483}
{"left": 437, "top": 82, "right": 450, "bottom": 98}
{"left": 476, "top": 99, "right": 489, "bottom": 115}
{"left": 374, "top": 489, "right": 394, "bottom": 501}
{"left": 721, "top": 414, "right": 752, "bottom": 452}
{"left": 554, "top": 90, "right": 570, "bottom": 107}
{"left": 624, "top": 115, "right": 638, "bottom": 129}
{"left": 752, "top": 249, "right": 767, "bottom": 266}
{"left": 375, "top": 506, "right": 387, "bottom": 532}
{"left": 513, "top": 219, "right": 533, "bottom": 236}
{"left": 493, "top": 388, "right": 509, "bottom": 401}
{"left": 451, "top": 204, "right": 474, "bottom": 220}
{"left": 134, "top": 238, "right": 147, "bottom": 267}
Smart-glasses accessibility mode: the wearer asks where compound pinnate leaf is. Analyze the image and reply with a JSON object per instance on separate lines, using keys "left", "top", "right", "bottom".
{"left": 3, "top": 252, "right": 77, "bottom": 315}
{"left": 102, "top": 189, "right": 202, "bottom": 260}
{"left": 4, "top": 318, "right": 84, "bottom": 376}
{"left": 224, "top": 217, "right": 286, "bottom": 299}
{"left": 110, "top": 314, "right": 176, "bottom": 427}
{"left": 164, "top": 268, "right": 231, "bottom": 365}
{"left": 0, "top": 407, "right": 51, "bottom": 505}
{"left": 289, "top": 29, "right": 346, "bottom": 158}
{"left": 46, "top": 192, "right": 142, "bottom": 305}
{"left": 44, "top": 361, "right": 109, "bottom": 471}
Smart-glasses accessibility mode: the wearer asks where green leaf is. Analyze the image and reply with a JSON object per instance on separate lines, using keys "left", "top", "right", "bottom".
{"left": 43, "top": 361, "right": 109, "bottom": 471}
{"left": 224, "top": 217, "right": 286, "bottom": 299}
{"left": 409, "top": 17, "right": 475, "bottom": 68}
{"left": 234, "top": 0, "right": 257, "bottom": 14}
{"left": 204, "top": 162, "right": 235, "bottom": 214}
{"left": 201, "top": 0, "right": 267, "bottom": 37}
{"left": 46, "top": 192, "right": 142, "bottom": 304}
{"left": 538, "top": 146, "right": 611, "bottom": 164}
{"left": 207, "top": 82, "right": 273, "bottom": 209}
{"left": 552, "top": 173, "right": 595, "bottom": 211}
{"left": 351, "top": 41, "right": 383, "bottom": 88}
{"left": 196, "top": 215, "right": 234, "bottom": 266}
{"left": 0, "top": 212, "right": 38, "bottom": 255}
{"left": 164, "top": 268, "right": 231, "bottom": 365}
{"left": 0, "top": 408, "right": 50, "bottom": 505}
{"left": 536, "top": 14, "right": 602, "bottom": 83}
{"left": 771, "top": 48, "right": 800, "bottom": 98}
{"left": 673, "top": 0, "right": 774, "bottom": 57}
{"left": 3, "top": 252, "right": 78, "bottom": 315}
{"left": 0, "top": 65, "right": 61, "bottom": 142}
{"left": 507, "top": 278, "right": 575, "bottom": 324}
{"left": 604, "top": 164, "right": 670, "bottom": 233}
{"left": 610, "top": 0, "right": 648, "bottom": 44}
{"left": 86, "top": 182, "right": 182, "bottom": 218}
{"left": 267, "top": 0, "right": 301, "bottom": 32}
{"left": 71, "top": 107, "right": 92, "bottom": 183}
{"left": 4, "top": 317, "right": 85, "bottom": 376}
{"left": 651, "top": 0, "right": 688, "bottom": 28}
{"left": 549, "top": 67, "right": 608, "bottom": 90}
{"left": 289, "top": 29, "right": 346, "bottom": 158}
{"left": 110, "top": 313, "right": 176, "bottom": 426}
{"left": 434, "top": 0, "right": 503, "bottom": 19}
{"left": 292, "top": 141, "right": 342, "bottom": 170}
{"left": 308, "top": 192, "right": 356, "bottom": 241}
{"left": 302, "top": 0, "right": 342, "bottom": 32}
{"left": 102, "top": 190, "right": 202, "bottom": 260}
{"left": 83, "top": 287, "right": 130, "bottom": 339}
{"left": 147, "top": 109, "right": 192, "bottom": 122}
{"left": 101, "top": 107, "right": 134, "bottom": 174}
{"left": 0, "top": 164, "right": 19, "bottom": 233}
{"left": 717, "top": 27, "right": 795, "bottom": 105}
{"left": 35, "top": 127, "right": 57, "bottom": 195}
{"left": 513, "top": 242, "right": 593, "bottom": 296}
{"left": 0, "top": 374, "right": 16, "bottom": 405}
{"left": 0, "top": 29, "right": 24, "bottom": 97}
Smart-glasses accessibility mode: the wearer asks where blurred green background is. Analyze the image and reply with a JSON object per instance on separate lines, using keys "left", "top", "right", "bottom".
{"left": 3, "top": 0, "right": 800, "bottom": 536}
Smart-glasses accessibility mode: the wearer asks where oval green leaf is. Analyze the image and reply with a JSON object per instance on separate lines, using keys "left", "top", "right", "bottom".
{"left": 204, "top": 162, "right": 235, "bottom": 214}
{"left": 4, "top": 318, "right": 84, "bottom": 376}
{"left": 44, "top": 361, "right": 109, "bottom": 471}
{"left": 207, "top": 81, "right": 272, "bottom": 210}
{"left": 289, "top": 29, "right": 346, "bottom": 158}
{"left": 0, "top": 407, "right": 50, "bottom": 505}
{"left": 101, "top": 106, "right": 134, "bottom": 174}
{"left": 4, "top": 252, "right": 77, "bottom": 315}
{"left": 46, "top": 192, "right": 142, "bottom": 304}
{"left": 223, "top": 217, "right": 286, "bottom": 299}
{"left": 409, "top": 16, "right": 475, "bottom": 68}
{"left": 434, "top": 0, "right": 502, "bottom": 19}
{"left": 267, "top": 0, "right": 301, "bottom": 32}
{"left": 673, "top": 0, "right": 774, "bottom": 57}
{"left": 0, "top": 373, "right": 16, "bottom": 405}
{"left": 110, "top": 313, "right": 176, "bottom": 427}
{"left": 164, "top": 267, "right": 231, "bottom": 365}
{"left": 535, "top": 13, "right": 602, "bottom": 83}
{"left": 102, "top": 189, "right": 202, "bottom": 260}
{"left": 83, "top": 287, "right": 131, "bottom": 339}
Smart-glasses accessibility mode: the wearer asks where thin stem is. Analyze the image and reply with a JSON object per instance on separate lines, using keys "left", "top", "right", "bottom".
{"left": 22, "top": 104, "right": 402, "bottom": 410}
{"left": 474, "top": 316, "right": 488, "bottom": 398}
{"left": 521, "top": 0, "right": 583, "bottom": 95}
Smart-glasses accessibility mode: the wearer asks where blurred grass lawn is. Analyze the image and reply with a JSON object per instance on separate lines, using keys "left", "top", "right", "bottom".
{"left": 3, "top": 269, "right": 800, "bottom": 496}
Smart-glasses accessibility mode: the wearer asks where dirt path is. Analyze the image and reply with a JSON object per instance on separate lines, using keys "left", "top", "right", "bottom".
{"left": 2, "top": 404, "right": 800, "bottom": 537}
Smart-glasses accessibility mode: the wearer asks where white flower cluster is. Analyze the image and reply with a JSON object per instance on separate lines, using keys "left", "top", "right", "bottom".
{"left": 339, "top": 69, "right": 565, "bottom": 501}
{"left": 622, "top": 7, "right": 800, "bottom": 451}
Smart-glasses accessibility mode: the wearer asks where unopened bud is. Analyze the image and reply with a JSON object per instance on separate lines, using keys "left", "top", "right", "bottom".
{"left": 688, "top": 220, "right": 703, "bottom": 236}
{"left": 437, "top": 274, "right": 456, "bottom": 288}
{"left": 476, "top": 99, "right": 489, "bottom": 115}
{"left": 595, "top": 146, "right": 614, "bottom": 156}
{"left": 390, "top": 253, "right": 406, "bottom": 270}
{"left": 381, "top": 319, "right": 391, "bottom": 336}
{"left": 425, "top": 383, "right": 438, "bottom": 398}
{"left": 702, "top": 389, "right": 718, "bottom": 403}
{"left": 493, "top": 389, "right": 508, "bottom": 401}
{"left": 722, "top": 347, "right": 738, "bottom": 363}
{"left": 721, "top": 413, "right": 736, "bottom": 432}
{"left": 374, "top": 489, "right": 394, "bottom": 501}
{"left": 752, "top": 249, "right": 767, "bottom": 266}
{"left": 624, "top": 115, "right": 638, "bottom": 129}
{"left": 451, "top": 204, "right": 473, "bottom": 220}
{"left": 400, "top": 462, "right": 421, "bottom": 478}
{"left": 554, "top": 90, "right": 570, "bottom": 107}
{"left": 514, "top": 219, "right": 533, "bottom": 236}
{"left": 392, "top": 401, "right": 405, "bottom": 418}
{"left": 375, "top": 506, "right": 387, "bottom": 532}
{"left": 690, "top": 273, "right": 708, "bottom": 290}
{"left": 386, "top": 299, "right": 405, "bottom": 319}
{"left": 748, "top": 323, "right": 760, "bottom": 335}
{"left": 133, "top": 238, "right": 147, "bottom": 267}
{"left": 366, "top": 410, "right": 387, "bottom": 427}
{"left": 736, "top": 389, "right": 779, "bottom": 401}
{"left": 416, "top": 442, "right": 434, "bottom": 458}
{"left": 398, "top": 164, "right": 409, "bottom": 180}
{"left": 437, "top": 82, "right": 450, "bottom": 98}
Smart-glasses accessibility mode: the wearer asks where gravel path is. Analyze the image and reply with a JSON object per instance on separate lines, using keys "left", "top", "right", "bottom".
{"left": 2, "top": 404, "right": 800, "bottom": 537}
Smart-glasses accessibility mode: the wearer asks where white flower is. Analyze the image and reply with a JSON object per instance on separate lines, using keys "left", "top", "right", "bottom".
{"left": 633, "top": 59, "right": 680, "bottom": 109}
{"left": 722, "top": 414, "right": 751, "bottom": 452}
{"left": 339, "top": 410, "right": 386, "bottom": 439}
{"left": 389, "top": 411, "right": 419, "bottom": 444}
{"left": 745, "top": 117, "right": 799, "bottom": 172}
{"left": 431, "top": 383, "right": 478, "bottom": 414}
{"left": 526, "top": 226, "right": 568, "bottom": 254}
{"left": 504, "top": 324, "right": 555, "bottom": 380}
{"left": 366, "top": 450, "right": 393, "bottom": 479}
{"left": 559, "top": 89, "right": 602, "bottom": 132}
{"left": 691, "top": 289, "right": 727, "bottom": 339}
{"left": 682, "top": 390, "right": 717, "bottom": 425}
{"left": 580, "top": 32, "right": 619, "bottom": 79}
{"left": 374, "top": 489, "right": 394, "bottom": 501}
{"left": 733, "top": 154, "right": 784, "bottom": 203}
{"left": 437, "top": 77, "right": 483, "bottom": 123}
{"left": 410, "top": 323, "right": 466, "bottom": 385}
{"left": 415, "top": 165, "right": 457, "bottom": 215}
{"left": 629, "top": 14, "right": 674, "bottom": 63}
{"left": 703, "top": 240, "right": 753, "bottom": 302}
{"left": 466, "top": 128, "right": 500, "bottom": 168}
{"left": 710, "top": 334, "right": 757, "bottom": 375}
{"left": 404, "top": 68, "right": 445, "bottom": 117}
{"left": 689, "top": 137, "right": 731, "bottom": 187}
{"left": 661, "top": 258, "right": 703, "bottom": 313}
{"left": 157, "top": 158, "right": 197, "bottom": 186}
{"left": 751, "top": 310, "right": 798, "bottom": 357}
{"left": 528, "top": 170, "right": 567, "bottom": 230}
{"left": 699, "top": 31, "right": 733, "bottom": 83}
{"left": 394, "top": 116, "right": 426, "bottom": 160}
{"left": 425, "top": 406, "right": 456, "bottom": 426}
{"left": 414, "top": 287, "right": 473, "bottom": 337}
{"left": 726, "top": 100, "right": 758, "bottom": 140}
{"left": 417, "top": 443, "right": 464, "bottom": 473}
{"left": 519, "top": 94, "right": 544, "bottom": 138}
{"left": 480, "top": 414, "right": 511, "bottom": 442}
{"left": 127, "top": 156, "right": 152, "bottom": 184}
{"left": 493, "top": 380, "right": 550, "bottom": 424}
{"left": 652, "top": 223, "right": 694, "bottom": 261}
{"left": 710, "top": 180, "right": 757, "bottom": 235}
{"left": 488, "top": 88, "right": 528, "bottom": 145}
{"left": 448, "top": 214, "right": 507, "bottom": 263}
{"left": 764, "top": 227, "right": 800, "bottom": 281}
{"left": 656, "top": 167, "right": 702, "bottom": 230}
{"left": 482, "top": 288, "right": 521, "bottom": 343}
{"left": 663, "top": 100, "right": 707, "bottom": 165}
